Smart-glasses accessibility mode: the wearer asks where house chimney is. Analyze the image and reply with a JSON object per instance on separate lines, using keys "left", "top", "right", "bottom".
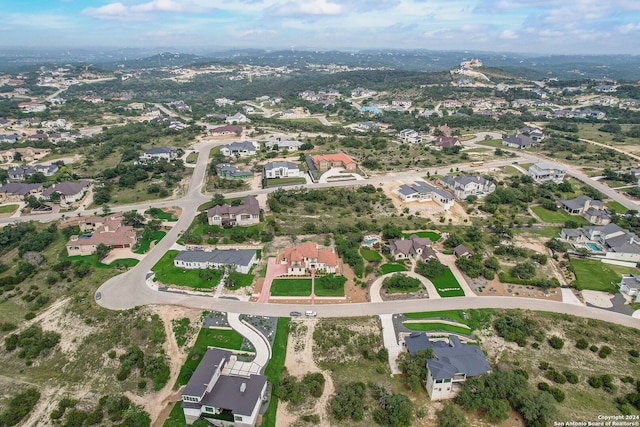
{"left": 240, "top": 382, "right": 246, "bottom": 393}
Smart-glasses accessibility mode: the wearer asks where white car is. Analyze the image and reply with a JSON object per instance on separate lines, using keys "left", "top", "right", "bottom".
{"left": 305, "top": 311, "right": 317, "bottom": 317}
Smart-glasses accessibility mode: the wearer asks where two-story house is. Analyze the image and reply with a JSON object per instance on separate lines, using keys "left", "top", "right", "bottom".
{"left": 388, "top": 234, "right": 436, "bottom": 261}
{"left": 181, "top": 348, "right": 267, "bottom": 427}
{"left": 220, "top": 141, "right": 258, "bottom": 158}
{"left": 263, "top": 161, "right": 302, "bottom": 179}
{"left": 277, "top": 242, "right": 339, "bottom": 275}
{"left": 207, "top": 196, "right": 260, "bottom": 227}
{"left": 528, "top": 162, "right": 566, "bottom": 184}
{"left": 439, "top": 175, "right": 496, "bottom": 200}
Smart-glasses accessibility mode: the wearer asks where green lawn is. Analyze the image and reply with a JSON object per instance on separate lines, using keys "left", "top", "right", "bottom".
{"left": 402, "top": 231, "right": 440, "bottom": 242}
{"left": 145, "top": 208, "right": 178, "bottom": 221}
{"left": 530, "top": 206, "right": 589, "bottom": 225}
{"left": 379, "top": 263, "right": 408, "bottom": 274}
{"left": 314, "top": 276, "right": 345, "bottom": 297}
{"left": 606, "top": 201, "right": 629, "bottom": 214}
{"left": 360, "top": 248, "right": 382, "bottom": 262}
{"left": 270, "top": 278, "right": 312, "bottom": 296}
{"left": 226, "top": 272, "right": 255, "bottom": 290}
{"left": 403, "top": 322, "right": 472, "bottom": 335}
{"left": 570, "top": 258, "right": 639, "bottom": 292}
{"left": 476, "top": 139, "right": 502, "bottom": 147}
{"left": 185, "top": 152, "right": 198, "bottom": 163}
{"left": 0, "top": 204, "right": 18, "bottom": 214}
{"left": 260, "top": 318, "right": 289, "bottom": 427}
{"left": 135, "top": 231, "right": 166, "bottom": 254}
{"left": 176, "top": 327, "right": 245, "bottom": 386}
{"left": 163, "top": 401, "right": 185, "bottom": 427}
{"left": 404, "top": 310, "right": 467, "bottom": 323}
{"left": 430, "top": 268, "right": 465, "bottom": 297}
{"left": 65, "top": 254, "right": 139, "bottom": 269}
{"left": 265, "top": 177, "right": 306, "bottom": 187}
{"left": 152, "top": 250, "right": 222, "bottom": 289}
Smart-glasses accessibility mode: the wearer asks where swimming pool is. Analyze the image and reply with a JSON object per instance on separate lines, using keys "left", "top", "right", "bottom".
{"left": 363, "top": 238, "right": 378, "bottom": 246}
{"left": 586, "top": 242, "right": 600, "bottom": 251}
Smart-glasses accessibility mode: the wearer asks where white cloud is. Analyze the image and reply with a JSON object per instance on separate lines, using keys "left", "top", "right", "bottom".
{"left": 618, "top": 23, "right": 640, "bottom": 33}
{"left": 500, "top": 29, "right": 518, "bottom": 39}
{"left": 82, "top": 0, "right": 208, "bottom": 21}
{"left": 276, "top": 0, "right": 343, "bottom": 16}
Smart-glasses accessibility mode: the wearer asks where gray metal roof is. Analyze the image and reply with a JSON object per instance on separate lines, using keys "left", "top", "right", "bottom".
{"left": 175, "top": 249, "right": 257, "bottom": 267}
{"left": 405, "top": 332, "right": 431, "bottom": 355}
{"left": 559, "top": 195, "right": 590, "bottom": 211}
{"left": 145, "top": 147, "right": 176, "bottom": 155}
{"left": 183, "top": 348, "right": 231, "bottom": 398}
{"left": 0, "top": 183, "right": 42, "bottom": 195}
{"left": 427, "top": 335, "right": 492, "bottom": 379}
{"left": 264, "top": 161, "right": 298, "bottom": 171}
{"left": 621, "top": 275, "right": 640, "bottom": 290}
{"left": 200, "top": 373, "right": 267, "bottom": 416}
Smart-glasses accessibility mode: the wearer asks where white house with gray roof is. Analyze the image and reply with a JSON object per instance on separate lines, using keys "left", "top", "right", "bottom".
{"left": 561, "top": 224, "right": 640, "bottom": 262}
{"left": 141, "top": 147, "right": 177, "bottom": 162}
{"left": 559, "top": 195, "right": 611, "bottom": 225}
{"left": 173, "top": 249, "right": 257, "bottom": 274}
{"left": 42, "top": 180, "right": 90, "bottom": 204}
{"left": 439, "top": 175, "right": 495, "bottom": 200}
{"left": 619, "top": 275, "right": 640, "bottom": 302}
{"left": 220, "top": 141, "right": 258, "bottom": 158}
{"left": 395, "top": 181, "right": 454, "bottom": 211}
{"left": 404, "top": 333, "right": 491, "bottom": 400}
{"left": 181, "top": 348, "right": 267, "bottom": 426}
{"left": 263, "top": 161, "right": 302, "bottom": 179}
{"left": 264, "top": 140, "right": 304, "bottom": 151}
{"left": 528, "top": 162, "right": 566, "bottom": 184}
{"left": 502, "top": 134, "right": 536, "bottom": 149}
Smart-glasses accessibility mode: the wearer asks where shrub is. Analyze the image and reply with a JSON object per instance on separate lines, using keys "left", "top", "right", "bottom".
{"left": 138, "top": 380, "right": 147, "bottom": 389}
{"left": 576, "top": 338, "right": 589, "bottom": 349}
{"left": 629, "top": 349, "right": 639, "bottom": 358}
{"left": 590, "top": 345, "right": 599, "bottom": 352}
{"left": 563, "top": 370, "right": 579, "bottom": 384}
{"left": 589, "top": 376, "right": 603, "bottom": 388}
{"left": 548, "top": 336, "right": 564, "bottom": 349}
{"left": 0, "top": 388, "right": 40, "bottom": 426}
{"left": 300, "top": 414, "right": 320, "bottom": 423}
{"left": 599, "top": 345, "right": 612, "bottom": 359}
{"left": 538, "top": 361, "right": 549, "bottom": 370}
{"left": 24, "top": 312, "right": 36, "bottom": 320}
{"left": 546, "top": 369, "right": 567, "bottom": 384}
{"left": 537, "top": 382, "right": 550, "bottom": 391}
{"left": 549, "top": 387, "right": 566, "bottom": 403}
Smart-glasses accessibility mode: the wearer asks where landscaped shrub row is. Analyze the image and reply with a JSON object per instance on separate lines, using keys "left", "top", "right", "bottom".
{"left": 498, "top": 272, "right": 560, "bottom": 289}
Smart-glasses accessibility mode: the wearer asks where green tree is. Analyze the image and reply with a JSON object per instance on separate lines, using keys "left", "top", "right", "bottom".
{"left": 416, "top": 258, "right": 445, "bottom": 278}
{"left": 123, "top": 210, "right": 146, "bottom": 227}
{"left": 437, "top": 403, "right": 468, "bottom": 427}
{"left": 94, "top": 243, "right": 111, "bottom": 261}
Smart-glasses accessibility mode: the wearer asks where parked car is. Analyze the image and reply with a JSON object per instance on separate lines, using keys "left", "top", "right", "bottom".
{"left": 289, "top": 311, "right": 302, "bottom": 317}
{"left": 305, "top": 310, "right": 317, "bottom": 317}
{"left": 95, "top": 291, "right": 101, "bottom": 301}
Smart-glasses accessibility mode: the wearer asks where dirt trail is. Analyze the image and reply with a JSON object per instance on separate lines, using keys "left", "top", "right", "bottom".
{"left": 278, "top": 320, "right": 335, "bottom": 427}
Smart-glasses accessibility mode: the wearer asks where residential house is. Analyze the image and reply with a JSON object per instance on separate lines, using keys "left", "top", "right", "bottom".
{"left": 140, "top": 147, "right": 178, "bottom": 162}
{"left": 433, "top": 136, "right": 461, "bottom": 150}
{"left": 226, "top": 113, "right": 250, "bottom": 124}
{"left": 181, "top": 348, "right": 267, "bottom": 427}
{"left": 311, "top": 153, "right": 357, "bottom": 173}
{"left": 562, "top": 224, "right": 640, "bottom": 262}
{"left": 560, "top": 228, "right": 587, "bottom": 243}
{"left": 517, "top": 126, "right": 545, "bottom": 141}
{"left": 8, "top": 164, "right": 58, "bottom": 181}
{"left": 351, "top": 87, "right": 377, "bottom": 97}
{"left": 619, "top": 275, "right": 640, "bottom": 303}
{"left": 439, "top": 175, "right": 496, "bottom": 200}
{"left": 41, "top": 119, "right": 67, "bottom": 128}
{"left": 0, "top": 134, "right": 19, "bottom": 144}
{"left": 443, "top": 100, "right": 462, "bottom": 108}
{"left": 263, "top": 161, "right": 302, "bottom": 179}
{"left": 215, "top": 97, "right": 235, "bottom": 106}
{"left": 594, "top": 85, "right": 616, "bottom": 93}
{"left": 528, "top": 162, "right": 566, "bottom": 184}
{"left": 0, "top": 147, "right": 50, "bottom": 163}
{"left": 277, "top": 242, "right": 339, "bottom": 275}
{"left": 42, "top": 180, "right": 90, "bottom": 204}
{"left": 18, "top": 100, "right": 46, "bottom": 113}
{"left": 0, "top": 183, "right": 42, "bottom": 203}
{"left": 211, "top": 125, "right": 243, "bottom": 136}
{"left": 453, "top": 245, "right": 472, "bottom": 259}
{"left": 388, "top": 234, "right": 436, "bottom": 261}
{"left": 220, "top": 141, "right": 258, "bottom": 158}
{"left": 173, "top": 249, "right": 257, "bottom": 274}
{"left": 66, "top": 214, "right": 137, "bottom": 256}
{"left": 27, "top": 133, "right": 49, "bottom": 142}
{"left": 207, "top": 196, "right": 260, "bottom": 228}
{"left": 357, "top": 121, "right": 379, "bottom": 131}
{"left": 264, "top": 140, "right": 304, "bottom": 151}
{"left": 359, "top": 106, "right": 381, "bottom": 115}
{"left": 395, "top": 181, "right": 455, "bottom": 211}
{"left": 502, "top": 134, "right": 536, "bottom": 149}
{"left": 216, "top": 164, "right": 253, "bottom": 179}
{"left": 404, "top": 334, "right": 491, "bottom": 400}
{"left": 242, "top": 105, "right": 254, "bottom": 114}
{"left": 398, "top": 129, "right": 422, "bottom": 144}
{"left": 558, "top": 196, "right": 611, "bottom": 225}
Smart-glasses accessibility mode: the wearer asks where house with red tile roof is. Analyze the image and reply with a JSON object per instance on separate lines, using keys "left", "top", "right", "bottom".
{"left": 66, "top": 213, "right": 137, "bottom": 256}
{"left": 277, "top": 242, "right": 339, "bottom": 275}
{"left": 311, "top": 153, "right": 356, "bottom": 172}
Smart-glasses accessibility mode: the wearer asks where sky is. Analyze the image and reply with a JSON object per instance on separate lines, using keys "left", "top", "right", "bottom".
{"left": 2, "top": 0, "right": 640, "bottom": 54}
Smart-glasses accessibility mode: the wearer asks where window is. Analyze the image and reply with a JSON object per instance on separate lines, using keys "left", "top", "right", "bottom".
{"left": 234, "top": 415, "right": 243, "bottom": 422}
{"left": 204, "top": 406, "right": 214, "bottom": 413}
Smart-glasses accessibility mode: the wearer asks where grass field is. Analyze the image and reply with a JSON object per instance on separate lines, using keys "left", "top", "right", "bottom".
{"left": 402, "top": 231, "right": 440, "bottom": 241}
{"left": 260, "top": 318, "right": 289, "bottom": 427}
{"left": 0, "top": 204, "right": 18, "bottom": 214}
{"left": 185, "top": 152, "right": 198, "bottom": 163}
{"left": 314, "top": 276, "right": 345, "bottom": 297}
{"left": 65, "top": 254, "right": 139, "bottom": 269}
{"left": 176, "top": 327, "right": 245, "bottom": 387}
{"left": 379, "top": 263, "right": 408, "bottom": 274}
{"left": 606, "top": 201, "right": 629, "bottom": 214}
{"left": 145, "top": 208, "right": 178, "bottom": 221}
{"left": 226, "top": 272, "right": 255, "bottom": 290}
{"left": 403, "top": 321, "right": 472, "bottom": 335}
{"left": 163, "top": 401, "right": 185, "bottom": 427}
{"left": 404, "top": 310, "right": 467, "bottom": 323}
{"left": 135, "top": 231, "right": 166, "bottom": 254}
{"left": 530, "top": 206, "right": 590, "bottom": 225}
{"left": 152, "top": 250, "right": 222, "bottom": 289}
{"left": 270, "top": 278, "right": 312, "bottom": 296}
{"left": 430, "top": 268, "right": 465, "bottom": 297}
{"left": 360, "top": 248, "right": 382, "bottom": 262}
{"left": 265, "top": 177, "right": 306, "bottom": 187}
{"left": 570, "top": 258, "right": 638, "bottom": 292}
{"left": 476, "top": 139, "right": 502, "bottom": 147}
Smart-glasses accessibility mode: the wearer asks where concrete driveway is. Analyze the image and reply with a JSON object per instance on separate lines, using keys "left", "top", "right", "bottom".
{"left": 227, "top": 313, "right": 271, "bottom": 375}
